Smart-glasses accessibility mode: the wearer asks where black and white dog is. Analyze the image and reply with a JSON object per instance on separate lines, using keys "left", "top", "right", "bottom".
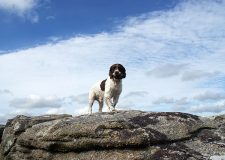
{"left": 88, "top": 64, "right": 126, "bottom": 114}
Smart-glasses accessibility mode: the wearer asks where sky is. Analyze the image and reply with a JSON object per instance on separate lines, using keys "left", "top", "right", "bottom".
{"left": 1, "top": 0, "right": 225, "bottom": 124}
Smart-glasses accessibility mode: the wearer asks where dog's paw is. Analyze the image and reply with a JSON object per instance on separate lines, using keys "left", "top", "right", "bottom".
{"left": 88, "top": 111, "right": 92, "bottom": 115}
{"left": 109, "top": 107, "right": 117, "bottom": 112}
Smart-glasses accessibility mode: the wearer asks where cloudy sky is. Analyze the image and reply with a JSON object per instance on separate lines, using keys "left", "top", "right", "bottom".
{"left": 1, "top": 0, "right": 225, "bottom": 123}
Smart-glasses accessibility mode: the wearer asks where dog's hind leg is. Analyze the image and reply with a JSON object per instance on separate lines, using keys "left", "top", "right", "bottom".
{"left": 98, "top": 97, "right": 104, "bottom": 113}
{"left": 88, "top": 99, "right": 94, "bottom": 114}
{"left": 88, "top": 91, "right": 95, "bottom": 114}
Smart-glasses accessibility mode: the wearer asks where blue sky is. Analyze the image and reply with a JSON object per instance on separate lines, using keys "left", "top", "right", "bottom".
{"left": 1, "top": 0, "right": 225, "bottom": 124}
{"left": 0, "top": 0, "right": 179, "bottom": 51}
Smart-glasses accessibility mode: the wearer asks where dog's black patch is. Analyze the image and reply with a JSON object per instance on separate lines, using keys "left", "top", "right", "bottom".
{"left": 100, "top": 79, "right": 107, "bottom": 91}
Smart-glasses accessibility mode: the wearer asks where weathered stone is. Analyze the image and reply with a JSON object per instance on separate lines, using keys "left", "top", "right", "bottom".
{"left": 1, "top": 114, "right": 72, "bottom": 155}
{"left": 0, "top": 111, "right": 225, "bottom": 160}
{"left": 5, "top": 145, "right": 205, "bottom": 160}
{"left": 0, "top": 124, "right": 5, "bottom": 143}
{"left": 185, "top": 114, "right": 225, "bottom": 158}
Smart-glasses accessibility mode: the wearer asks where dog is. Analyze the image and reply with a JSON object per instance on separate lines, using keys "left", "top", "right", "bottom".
{"left": 88, "top": 64, "right": 126, "bottom": 114}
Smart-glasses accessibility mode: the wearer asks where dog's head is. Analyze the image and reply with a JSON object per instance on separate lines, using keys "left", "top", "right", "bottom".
{"left": 109, "top": 64, "right": 126, "bottom": 79}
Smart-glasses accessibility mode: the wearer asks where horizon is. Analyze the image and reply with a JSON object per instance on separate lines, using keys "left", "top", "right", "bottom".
{"left": 1, "top": 0, "right": 225, "bottom": 124}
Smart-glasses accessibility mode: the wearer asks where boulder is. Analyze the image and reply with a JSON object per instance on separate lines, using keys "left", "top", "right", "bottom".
{"left": 0, "top": 110, "right": 225, "bottom": 160}
{"left": 0, "top": 124, "right": 5, "bottom": 143}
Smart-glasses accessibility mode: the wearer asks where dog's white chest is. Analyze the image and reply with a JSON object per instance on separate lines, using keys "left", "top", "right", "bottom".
{"left": 105, "top": 78, "right": 122, "bottom": 98}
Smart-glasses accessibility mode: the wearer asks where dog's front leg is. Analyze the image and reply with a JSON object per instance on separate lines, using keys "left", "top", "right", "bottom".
{"left": 112, "top": 88, "right": 121, "bottom": 110}
{"left": 112, "top": 95, "right": 120, "bottom": 109}
{"left": 104, "top": 96, "right": 115, "bottom": 111}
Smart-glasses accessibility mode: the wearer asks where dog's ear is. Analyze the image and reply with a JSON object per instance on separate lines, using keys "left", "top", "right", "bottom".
{"left": 109, "top": 64, "right": 116, "bottom": 79}
{"left": 122, "top": 70, "right": 126, "bottom": 78}
{"left": 118, "top": 64, "right": 126, "bottom": 78}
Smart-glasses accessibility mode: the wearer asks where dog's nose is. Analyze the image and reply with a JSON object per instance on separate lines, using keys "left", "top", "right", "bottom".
{"left": 115, "top": 71, "right": 120, "bottom": 75}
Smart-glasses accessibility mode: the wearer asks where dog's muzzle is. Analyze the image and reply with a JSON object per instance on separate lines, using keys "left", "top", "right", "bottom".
{"left": 113, "top": 71, "right": 124, "bottom": 79}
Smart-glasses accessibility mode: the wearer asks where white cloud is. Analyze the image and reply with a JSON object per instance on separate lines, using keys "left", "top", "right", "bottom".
{"left": 0, "top": 89, "right": 13, "bottom": 96}
{"left": 181, "top": 70, "right": 220, "bottom": 81}
{"left": 69, "top": 93, "right": 89, "bottom": 105}
{"left": 153, "top": 97, "right": 175, "bottom": 105}
{"left": 146, "top": 64, "right": 187, "bottom": 78}
{"left": 123, "top": 91, "right": 149, "bottom": 98}
{"left": 75, "top": 106, "right": 89, "bottom": 116}
{"left": 0, "top": 0, "right": 41, "bottom": 22}
{"left": 48, "top": 36, "right": 62, "bottom": 42}
{"left": 190, "top": 101, "right": 225, "bottom": 114}
{"left": 9, "top": 95, "right": 63, "bottom": 109}
{"left": 0, "top": 108, "right": 31, "bottom": 124}
{"left": 152, "top": 96, "right": 191, "bottom": 106}
{"left": 0, "top": 0, "right": 36, "bottom": 13}
{"left": 1, "top": 0, "right": 225, "bottom": 123}
{"left": 46, "top": 107, "right": 66, "bottom": 115}
{"left": 0, "top": 114, "right": 9, "bottom": 124}
{"left": 175, "top": 97, "right": 189, "bottom": 106}
{"left": 194, "top": 91, "right": 225, "bottom": 101}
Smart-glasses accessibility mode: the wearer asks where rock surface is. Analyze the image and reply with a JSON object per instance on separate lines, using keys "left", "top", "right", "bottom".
{"left": 0, "top": 110, "right": 225, "bottom": 160}
{"left": 0, "top": 125, "right": 5, "bottom": 143}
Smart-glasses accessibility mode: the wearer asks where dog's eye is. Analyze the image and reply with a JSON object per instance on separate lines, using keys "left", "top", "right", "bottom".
{"left": 110, "top": 66, "right": 116, "bottom": 72}
{"left": 118, "top": 66, "right": 125, "bottom": 72}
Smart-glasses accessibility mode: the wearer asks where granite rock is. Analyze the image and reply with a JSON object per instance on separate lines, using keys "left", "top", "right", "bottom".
{"left": 0, "top": 111, "right": 225, "bottom": 160}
